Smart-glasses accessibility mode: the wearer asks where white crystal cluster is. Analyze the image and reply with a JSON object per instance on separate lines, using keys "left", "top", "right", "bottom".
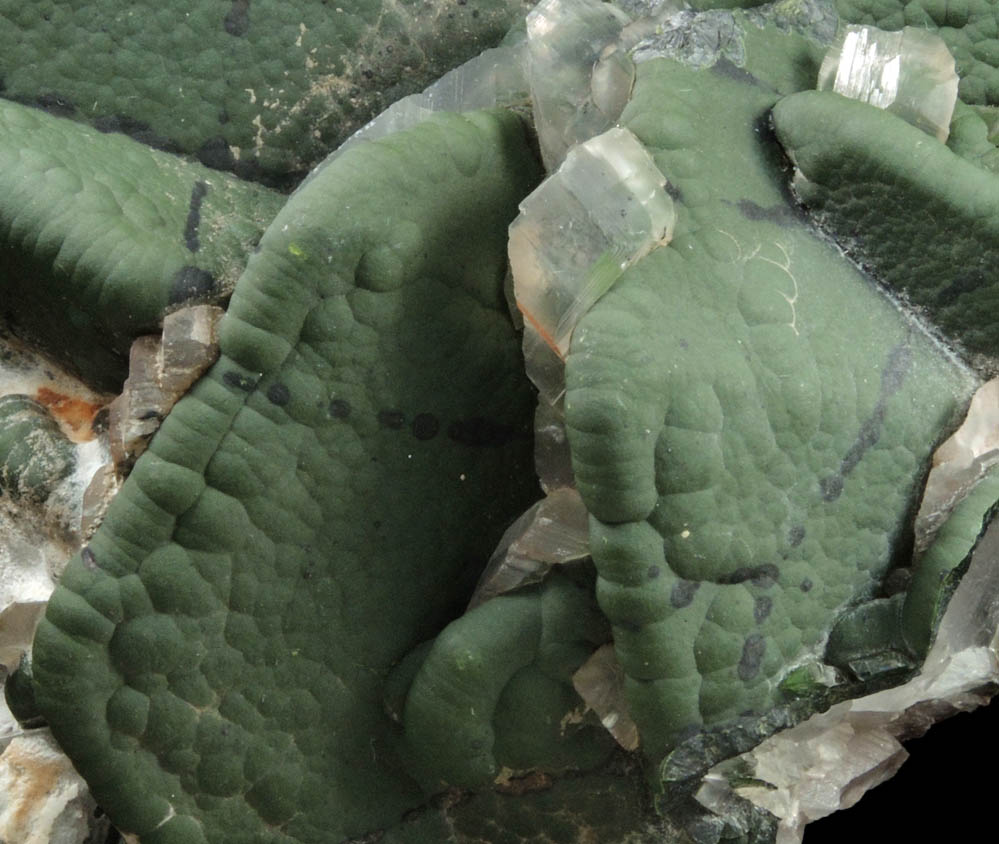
{"left": 818, "top": 25, "right": 959, "bottom": 142}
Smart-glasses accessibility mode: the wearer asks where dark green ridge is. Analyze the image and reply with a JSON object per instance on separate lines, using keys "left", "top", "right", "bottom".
{"left": 773, "top": 89, "right": 999, "bottom": 359}
{"left": 0, "top": 97, "right": 283, "bottom": 390}
{"left": 30, "top": 109, "right": 542, "bottom": 844}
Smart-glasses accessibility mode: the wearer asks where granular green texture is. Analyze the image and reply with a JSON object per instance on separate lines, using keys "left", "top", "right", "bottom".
{"left": 0, "top": 0, "right": 529, "bottom": 187}
{"left": 31, "top": 109, "right": 542, "bottom": 843}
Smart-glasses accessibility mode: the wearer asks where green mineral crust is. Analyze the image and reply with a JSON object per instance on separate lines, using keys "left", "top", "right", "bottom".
{"left": 3, "top": 0, "right": 999, "bottom": 843}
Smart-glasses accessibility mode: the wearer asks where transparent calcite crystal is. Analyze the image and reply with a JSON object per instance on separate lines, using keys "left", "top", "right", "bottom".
{"left": 572, "top": 643, "right": 640, "bottom": 751}
{"left": 526, "top": 0, "right": 634, "bottom": 168}
{"left": 313, "top": 42, "right": 528, "bottom": 172}
{"left": 697, "top": 515, "right": 999, "bottom": 844}
{"left": 817, "top": 25, "right": 958, "bottom": 142}
{"left": 468, "top": 486, "right": 590, "bottom": 609}
{"left": 509, "top": 127, "right": 674, "bottom": 402}
{"left": 914, "top": 378, "right": 999, "bottom": 553}
{"left": 535, "top": 400, "right": 575, "bottom": 492}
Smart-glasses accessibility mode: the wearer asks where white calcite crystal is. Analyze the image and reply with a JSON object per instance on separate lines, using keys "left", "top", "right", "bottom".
{"left": 0, "top": 732, "right": 110, "bottom": 844}
{"left": 914, "top": 378, "right": 999, "bottom": 553}
{"left": 817, "top": 24, "right": 959, "bottom": 142}
{"left": 525, "top": 0, "right": 634, "bottom": 168}
{"left": 509, "top": 127, "right": 674, "bottom": 402}
{"left": 572, "top": 643, "right": 640, "bottom": 751}
{"left": 696, "top": 514, "right": 999, "bottom": 843}
{"left": 468, "top": 486, "right": 590, "bottom": 609}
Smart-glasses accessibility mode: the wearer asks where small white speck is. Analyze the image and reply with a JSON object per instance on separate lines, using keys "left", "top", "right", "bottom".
{"left": 680, "top": 529, "right": 691, "bottom": 539}
{"left": 459, "top": 473, "right": 466, "bottom": 481}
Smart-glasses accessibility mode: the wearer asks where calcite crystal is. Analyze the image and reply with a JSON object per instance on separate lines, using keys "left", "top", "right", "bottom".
{"left": 525, "top": 0, "right": 633, "bottom": 168}
{"left": 509, "top": 127, "right": 675, "bottom": 402}
{"left": 914, "top": 378, "right": 999, "bottom": 553}
{"left": 108, "top": 305, "right": 222, "bottom": 472}
{"left": 469, "top": 486, "right": 590, "bottom": 608}
{"left": 817, "top": 25, "right": 959, "bottom": 142}
{"left": 572, "top": 643, "right": 640, "bottom": 751}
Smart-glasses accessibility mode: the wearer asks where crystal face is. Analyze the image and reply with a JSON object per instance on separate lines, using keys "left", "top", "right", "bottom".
{"left": 509, "top": 127, "right": 675, "bottom": 403}
{"left": 525, "top": 0, "right": 633, "bottom": 168}
{"left": 817, "top": 25, "right": 958, "bottom": 142}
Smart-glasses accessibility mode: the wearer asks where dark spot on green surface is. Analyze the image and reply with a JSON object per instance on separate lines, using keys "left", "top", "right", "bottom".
{"left": 737, "top": 634, "right": 766, "bottom": 681}
{"left": 711, "top": 58, "right": 763, "bottom": 88}
{"left": 753, "top": 596, "right": 772, "bottom": 624}
{"left": 378, "top": 409, "right": 405, "bottom": 430}
{"left": 197, "top": 137, "right": 236, "bottom": 171}
{"left": 35, "top": 92, "right": 76, "bottom": 116}
{"left": 224, "top": 0, "right": 251, "bottom": 36}
{"left": 92, "top": 114, "right": 181, "bottom": 153}
{"left": 447, "top": 417, "right": 516, "bottom": 448}
{"left": 721, "top": 564, "right": 779, "bottom": 588}
{"left": 670, "top": 579, "right": 699, "bottom": 608}
{"left": 788, "top": 525, "right": 805, "bottom": 547}
{"left": 362, "top": 69, "right": 374, "bottom": 80}
{"left": 664, "top": 181, "right": 684, "bottom": 203}
{"left": 819, "top": 475, "right": 843, "bottom": 501}
{"left": 169, "top": 266, "right": 217, "bottom": 304}
{"left": 647, "top": 565, "right": 660, "bottom": 579}
{"left": 411, "top": 412, "right": 439, "bottom": 441}
{"left": 732, "top": 199, "right": 799, "bottom": 227}
{"left": 800, "top": 578, "right": 813, "bottom": 593}
{"left": 184, "top": 181, "right": 208, "bottom": 252}
{"left": 328, "top": 399, "right": 351, "bottom": 419}
{"left": 266, "top": 383, "right": 290, "bottom": 406}
{"left": 223, "top": 371, "right": 257, "bottom": 392}
{"left": 617, "top": 619, "right": 643, "bottom": 633}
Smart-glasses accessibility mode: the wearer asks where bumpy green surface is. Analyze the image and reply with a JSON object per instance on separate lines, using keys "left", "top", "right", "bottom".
{"left": 31, "top": 110, "right": 541, "bottom": 843}
{"left": 564, "top": 47, "right": 976, "bottom": 759}
{"left": 0, "top": 97, "right": 282, "bottom": 389}
{"left": 0, "top": 0, "right": 528, "bottom": 187}
{"left": 11, "top": 0, "right": 999, "bottom": 841}
{"left": 772, "top": 90, "right": 999, "bottom": 357}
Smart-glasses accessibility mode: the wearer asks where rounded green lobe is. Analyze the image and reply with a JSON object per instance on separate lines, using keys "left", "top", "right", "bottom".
{"left": 32, "top": 110, "right": 542, "bottom": 843}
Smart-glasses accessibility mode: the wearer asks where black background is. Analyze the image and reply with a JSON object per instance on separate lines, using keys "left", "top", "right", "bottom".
{"left": 803, "top": 696, "right": 997, "bottom": 841}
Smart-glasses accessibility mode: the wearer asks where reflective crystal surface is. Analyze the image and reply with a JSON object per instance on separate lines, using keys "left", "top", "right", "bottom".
{"left": 509, "top": 127, "right": 674, "bottom": 401}
{"left": 817, "top": 25, "right": 958, "bottom": 142}
{"left": 534, "top": 400, "right": 575, "bottom": 492}
{"left": 526, "top": 0, "right": 633, "bottom": 168}
{"left": 572, "top": 643, "right": 640, "bottom": 751}
{"left": 914, "top": 378, "right": 999, "bottom": 553}
{"left": 468, "top": 486, "right": 590, "bottom": 609}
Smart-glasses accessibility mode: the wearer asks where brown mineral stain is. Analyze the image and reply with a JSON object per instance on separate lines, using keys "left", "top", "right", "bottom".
{"left": 4, "top": 739, "right": 70, "bottom": 833}
{"left": 35, "top": 386, "right": 102, "bottom": 442}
